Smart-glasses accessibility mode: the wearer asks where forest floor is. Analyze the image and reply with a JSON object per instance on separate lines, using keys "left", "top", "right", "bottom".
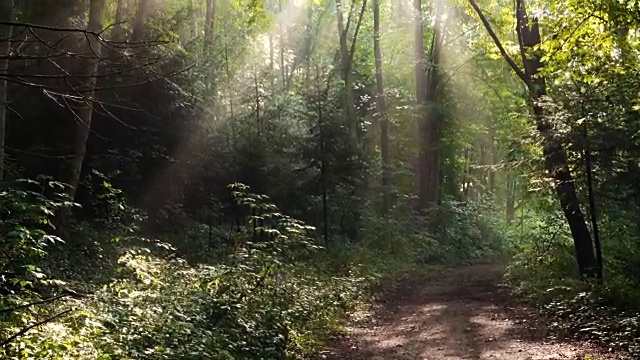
{"left": 313, "top": 263, "right": 625, "bottom": 360}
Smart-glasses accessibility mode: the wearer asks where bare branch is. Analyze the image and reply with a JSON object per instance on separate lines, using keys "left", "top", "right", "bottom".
{"left": 0, "top": 309, "right": 73, "bottom": 348}
{"left": 0, "top": 294, "right": 67, "bottom": 314}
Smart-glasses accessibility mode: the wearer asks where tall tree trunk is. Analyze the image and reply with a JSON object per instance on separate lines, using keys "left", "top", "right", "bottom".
{"left": 335, "top": 0, "right": 353, "bottom": 129}
{"left": 203, "top": 0, "right": 216, "bottom": 96}
{"left": 414, "top": 0, "right": 440, "bottom": 209}
{"left": 414, "top": 0, "right": 428, "bottom": 209}
{"left": 469, "top": 0, "right": 598, "bottom": 278}
{"left": 583, "top": 121, "right": 603, "bottom": 281}
{"left": 373, "top": 0, "right": 391, "bottom": 213}
{"left": 278, "top": 0, "right": 287, "bottom": 88}
{"left": 506, "top": 176, "right": 516, "bottom": 223}
{"left": 335, "top": 0, "right": 366, "bottom": 137}
{"left": 315, "top": 66, "right": 329, "bottom": 246}
{"left": 189, "top": 0, "right": 197, "bottom": 40}
{"left": 130, "top": 0, "right": 150, "bottom": 44}
{"left": 488, "top": 125, "right": 497, "bottom": 191}
{"left": 112, "top": 0, "right": 127, "bottom": 42}
{"left": 0, "top": 2, "right": 13, "bottom": 180}
{"left": 425, "top": 5, "right": 443, "bottom": 205}
{"left": 60, "top": 0, "right": 107, "bottom": 198}
{"left": 269, "top": 34, "right": 275, "bottom": 90}
{"left": 204, "top": 0, "right": 216, "bottom": 54}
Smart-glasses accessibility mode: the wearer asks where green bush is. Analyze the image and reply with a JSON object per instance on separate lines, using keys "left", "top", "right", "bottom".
{"left": 1, "top": 183, "right": 369, "bottom": 359}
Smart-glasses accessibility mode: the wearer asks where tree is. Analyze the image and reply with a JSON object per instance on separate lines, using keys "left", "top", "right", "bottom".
{"left": 414, "top": 0, "right": 442, "bottom": 209}
{"left": 373, "top": 0, "right": 391, "bottom": 212}
{"left": 59, "top": 0, "right": 107, "bottom": 199}
{"left": 468, "top": 0, "right": 598, "bottom": 278}
{"left": 335, "top": 0, "right": 367, "bottom": 137}
{"left": 0, "top": 1, "right": 13, "bottom": 180}
{"left": 131, "top": 0, "right": 151, "bottom": 44}
{"left": 113, "top": 0, "right": 128, "bottom": 42}
{"left": 204, "top": 0, "right": 217, "bottom": 54}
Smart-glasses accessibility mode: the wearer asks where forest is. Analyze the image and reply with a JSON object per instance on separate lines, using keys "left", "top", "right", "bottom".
{"left": 1, "top": 0, "right": 640, "bottom": 359}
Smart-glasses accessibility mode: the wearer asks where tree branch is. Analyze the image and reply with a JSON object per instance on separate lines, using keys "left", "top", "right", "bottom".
{"left": 467, "top": 0, "right": 531, "bottom": 88}
{"left": 0, "top": 309, "right": 73, "bottom": 348}
{"left": 0, "top": 295, "right": 67, "bottom": 314}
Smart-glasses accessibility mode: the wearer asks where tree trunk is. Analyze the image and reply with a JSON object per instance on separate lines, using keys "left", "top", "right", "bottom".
{"left": 583, "top": 121, "right": 603, "bottom": 281}
{"left": 204, "top": 0, "right": 216, "bottom": 54}
{"left": 112, "top": 0, "right": 127, "bottom": 42}
{"left": 315, "top": 66, "right": 329, "bottom": 246}
{"left": 269, "top": 33, "right": 275, "bottom": 90}
{"left": 278, "top": 0, "right": 286, "bottom": 88}
{"left": 425, "top": 6, "right": 443, "bottom": 205}
{"left": 373, "top": 0, "right": 391, "bottom": 213}
{"left": 203, "top": 0, "right": 216, "bottom": 96}
{"left": 130, "top": 0, "right": 150, "bottom": 44}
{"left": 0, "top": 2, "right": 13, "bottom": 180}
{"left": 488, "top": 125, "right": 497, "bottom": 191}
{"left": 189, "top": 0, "right": 197, "bottom": 40}
{"left": 414, "top": 0, "right": 428, "bottom": 209}
{"left": 59, "top": 0, "right": 107, "bottom": 198}
{"left": 506, "top": 175, "right": 516, "bottom": 223}
{"left": 516, "top": 0, "right": 597, "bottom": 278}
{"left": 468, "top": 0, "right": 598, "bottom": 277}
{"left": 335, "top": 0, "right": 366, "bottom": 137}
{"left": 335, "top": 0, "right": 353, "bottom": 130}
{"left": 414, "top": 0, "right": 440, "bottom": 209}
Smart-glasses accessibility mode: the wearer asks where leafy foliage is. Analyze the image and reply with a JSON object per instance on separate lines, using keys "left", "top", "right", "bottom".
{"left": 1, "top": 184, "right": 369, "bottom": 359}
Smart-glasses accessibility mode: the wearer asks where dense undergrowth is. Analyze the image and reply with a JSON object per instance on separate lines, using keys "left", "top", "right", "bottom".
{"left": 505, "top": 208, "right": 640, "bottom": 357}
{"left": 0, "top": 180, "right": 505, "bottom": 359}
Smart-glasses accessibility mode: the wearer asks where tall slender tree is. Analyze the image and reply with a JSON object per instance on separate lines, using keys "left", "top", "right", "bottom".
{"left": 373, "top": 0, "right": 391, "bottom": 212}
{"left": 414, "top": 0, "right": 441, "bottom": 209}
{"left": 468, "top": 0, "right": 598, "bottom": 277}
{"left": 335, "top": 0, "right": 367, "bottom": 137}
{"left": 112, "top": 0, "right": 128, "bottom": 42}
{"left": 0, "top": 1, "right": 13, "bottom": 180}
{"left": 59, "top": 0, "right": 107, "bottom": 198}
{"left": 204, "top": 0, "right": 216, "bottom": 54}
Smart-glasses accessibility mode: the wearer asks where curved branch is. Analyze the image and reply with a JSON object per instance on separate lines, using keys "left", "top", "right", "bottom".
{"left": 467, "top": 0, "right": 531, "bottom": 88}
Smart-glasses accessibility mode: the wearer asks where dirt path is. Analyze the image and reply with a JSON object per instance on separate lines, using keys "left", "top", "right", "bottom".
{"left": 314, "top": 264, "right": 623, "bottom": 360}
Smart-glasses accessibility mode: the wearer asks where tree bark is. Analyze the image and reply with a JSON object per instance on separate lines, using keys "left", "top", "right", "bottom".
{"left": 335, "top": 0, "right": 352, "bottom": 125}
{"left": 278, "top": 0, "right": 287, "bottom": 88}
{"left": 469, "top": 0, "right": 598, "bottom": 277}
{"left": 204, "top": 0, "right": 216, "bottom": 54}
{"left": 373, "top": 0, "right": 391, "bottom": 213}
{"left": 414, "top": 0, "right": 428, "bottom": 209}
{"left": 335, "top": 0, "right": 366, "bottom": 137}
{"left": 415, "top": 0, "right": 441, "bottom": 209}
{"left": 130, "top": 0, "right": 150, "bottom": 44}
{"left": 0, "top": 2, "right": 13, "bottom": 180}
{"left": 506, "top": 176, "right": 516, "bottom": 223}
{"left": 425, "top": 5, "right": 443, "bottom": 205}
{"left": 59, "top": 0, "right": 107, "bottom": 198}
{"left": 583, "top": 121, "right": 603, "bottom": 281}
{"left": 112, "top": 0, "right": 127, "bottom": 42}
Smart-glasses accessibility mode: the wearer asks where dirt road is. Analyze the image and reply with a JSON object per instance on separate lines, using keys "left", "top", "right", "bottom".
{"left": 315, "top": 264, "right": 623, "bottom": 360}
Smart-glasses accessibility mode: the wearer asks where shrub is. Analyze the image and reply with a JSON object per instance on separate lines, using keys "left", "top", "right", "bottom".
{"left": 1, "top": 183, "right": 369, "bottom": 359}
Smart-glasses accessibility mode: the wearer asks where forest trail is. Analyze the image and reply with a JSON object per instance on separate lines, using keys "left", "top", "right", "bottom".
{"left": 314, "top": 264, "right": 622, "bottom": 360}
